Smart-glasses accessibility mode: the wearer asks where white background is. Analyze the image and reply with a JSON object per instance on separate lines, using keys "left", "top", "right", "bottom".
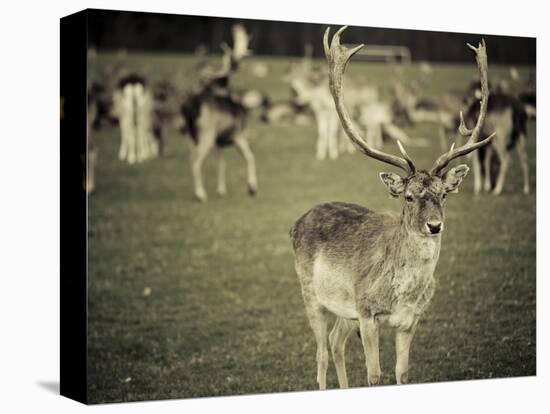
{"left": 0, "top": 0, "right": 546, "bottom": 412}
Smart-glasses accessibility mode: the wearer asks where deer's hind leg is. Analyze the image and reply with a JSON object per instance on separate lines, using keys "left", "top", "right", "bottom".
{"left": 329, "top": 317, "right": 356, "bottom": 388}
{"left": 492, "top": 136, "right": 510, "bottom": 196}
{"left": 216, "top": 147, "right": 227, "bottom": 196}
{"left": 189, "top": 129, "right": 215, "bottom": 202}
{"left": 516, "top": 132, "right": 530, "bottom": 194}
{"left": 308, "top": 306, "right": 329, "bottom": 390}
{"left": 234, "top": 132, "right": 258, "bottom": 196}
{"left": 296, "top": 260, "right": 330, "bottom": 390}
{"left": 315, "top": 114, "right": 329, "bottom": 161}
{"left": 327, "top": 113, "right": 339, "bottom": 160}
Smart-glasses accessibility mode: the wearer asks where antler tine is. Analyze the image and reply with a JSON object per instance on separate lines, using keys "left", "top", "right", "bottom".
{"left": 458, "top": 111, "right": 472, "bottom": 136}
{"left": 324, "top": 26, "right": 414, "bottom": 174}
{"left": 208, "top": 25, "right": 250, "bottom": 80}
{"left": 430, "top": 39, "right": 495, "bottom": 175}
{"left": 397, "top": 140, "right": 416, "bottom": 173}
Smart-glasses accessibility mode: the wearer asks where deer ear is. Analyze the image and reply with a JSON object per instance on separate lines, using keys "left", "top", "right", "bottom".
{"left": 443, "top": 164, "right": 470, "bottom": 193}
{"left": 379, "top": 172, "right": 405, "bottom": 197}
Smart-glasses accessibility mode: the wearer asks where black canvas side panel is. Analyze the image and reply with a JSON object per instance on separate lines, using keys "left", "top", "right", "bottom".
{"left": 60, "top": 9, "right": 88, "bottom": 405}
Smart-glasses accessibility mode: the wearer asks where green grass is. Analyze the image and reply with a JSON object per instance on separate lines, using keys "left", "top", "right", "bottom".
{"left": 87, "top": 54, "right": 536, "bottom": 403}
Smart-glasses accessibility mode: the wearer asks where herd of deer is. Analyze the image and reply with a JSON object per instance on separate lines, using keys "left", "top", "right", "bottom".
{"left": 86, "top": 25, "right": 535, "bottom": 388}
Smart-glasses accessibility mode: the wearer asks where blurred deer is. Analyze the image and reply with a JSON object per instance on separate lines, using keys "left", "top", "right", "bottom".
{"left": 112, "top": 75, "right": 158, "bottom": 164}
{"left": 287, "top": 62, "right": 421, "bottom": 160}
{"left": 260, "top": 97, "right": 313, "bottom": 126}
{"left": 181, "top": 24, "right": 257, "bottom": 202}
{"left": 291, "top": 27, "right": 495, "bottom": 390}
{"left": 462, "top": 87, "right": 529, "bottom": 195}
{"left": 391, "top": 79, "right": 467, "bottom": 150}
{"left": 286, "top": 65, "right": 342, "bottom": 160}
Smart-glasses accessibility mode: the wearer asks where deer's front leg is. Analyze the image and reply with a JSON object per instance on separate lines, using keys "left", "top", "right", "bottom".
{"left": 359, "top": 316, "right": 380, "bottom": 386}
{"left": 395, "top": 321, "right": 418, "bottom": 385}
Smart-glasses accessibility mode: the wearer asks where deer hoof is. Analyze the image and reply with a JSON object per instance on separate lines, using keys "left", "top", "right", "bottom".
{"left": 248, "top": 185, "right": 257, "bottom": 197}
{"left": 195, "top": 190, "right": 208, "bottom": 203}
{"left": 397, "top": 371, "right": 409, "bottom": 385}
{"left": 368, "top": 375, "right": 380, "bottom": 386}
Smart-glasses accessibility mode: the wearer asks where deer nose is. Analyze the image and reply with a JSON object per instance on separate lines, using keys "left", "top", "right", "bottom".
{"left": 426, "top": 221, "right": 442, "bottom": 234}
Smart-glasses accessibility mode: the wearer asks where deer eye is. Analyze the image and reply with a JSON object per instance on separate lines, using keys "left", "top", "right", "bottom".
{"left": 405, "top": 195, "right": 414, "bottom": 202}
{"left": 442, "top": 193, "right": 447, "bottom": 200}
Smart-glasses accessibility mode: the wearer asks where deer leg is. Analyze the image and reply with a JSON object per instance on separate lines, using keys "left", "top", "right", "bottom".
{"left": 329, "top": 317, "right": 355, "bottom": 388}
{"left": 471, "top": 151, "right": 482, "bottom": 195}
{"left": 327, "top": 114, "right": 339, "bottom": 160}
{"left": 119, "top": 109, "right": 135, "bottom": 164}
{"left": 216, "top": 147, "right": 227, "bottom": 196}
{"left": 119, "top": 89, "right": 135, "bottom": 163}
{"left": 395, "top": 322, "right": 417, "bottom": 385}
{"left": 127, "top": 119, "right": 137, "bottom": 165}
{"left": 153, "top": 124, "right": 164, "bottom": 157}
{"left": 134, "top": 88, "right": 149, "bottom": 163}
{"left": 189, "top": 132, "right": 215, "bottom": 202}
{"left": 136, "top": 109, "right": 148, "bottom": 163}
{"left": 234, "top": 133, "right": 258, "bottom": 196}
{"left": 359, "top": 316, "right": 381, "bottom": 386}
{"left": 302, "top": 304, "right": 329, "bottom": 390}
{"left": 492, "top": 143, "right": 509, "bottom": 196}
{"left": 118, "top": 117, "right": 129, "bottom": 161}
{"left": 483, "top": 145, "right": 493, "bottom": 192}
{"left": 295, "top": 259, "right": 329, "bottom": 390}
{"left": 316, "top": 115, "right": 328, "bottom": 160}
{"left": 516, "top": 133, "right": 530, "bottom": 194}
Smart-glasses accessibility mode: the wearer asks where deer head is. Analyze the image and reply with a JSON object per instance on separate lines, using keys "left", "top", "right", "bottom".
{"left": 324, "top": 26, "right": 495, "bottom": 236}
{"left": 199, "top": 24, "right": 251, "bottom": 85}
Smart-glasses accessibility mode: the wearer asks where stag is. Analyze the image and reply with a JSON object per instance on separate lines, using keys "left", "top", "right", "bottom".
{"left": 290, "top": 27, "right": 495, "bottom": 389}
{"left": 181, "top": 24, "right": 257, "bottom": 202}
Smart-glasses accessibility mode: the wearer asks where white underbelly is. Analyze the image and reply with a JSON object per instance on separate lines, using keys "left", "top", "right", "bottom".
{"left": 312, "top": 254, "right": 358, "bottom": 319}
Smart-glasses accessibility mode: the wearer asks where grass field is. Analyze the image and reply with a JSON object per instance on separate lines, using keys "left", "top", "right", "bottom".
{"left": 87, "top": 54, "right": 536, "bottom": 403}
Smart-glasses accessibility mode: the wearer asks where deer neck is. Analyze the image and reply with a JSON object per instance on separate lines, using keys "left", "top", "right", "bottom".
{"left": 396, "top": 216, "right": 441, "bottom": 266}
{"left": 382, "top": 215, "right": 441, "bottom": 326}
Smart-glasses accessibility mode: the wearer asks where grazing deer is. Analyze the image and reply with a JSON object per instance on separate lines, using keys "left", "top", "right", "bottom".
{"left": 290, "top": 27, "right": 495, "bottom": 389}
{"left": 181, "top": 24, "right": 257, "bottom": 202}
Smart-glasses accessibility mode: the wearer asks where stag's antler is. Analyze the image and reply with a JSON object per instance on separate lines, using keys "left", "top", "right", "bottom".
{"left": 429, "top": 39, "right": 496, "bottom": 175}
{"left": 324, "top": 26, "right": 414, "bottom": 174}
{"left": 219, "top": 24, "right": 250, "bottom": 74}
{"left": 202, "top": 24, "right": 251, "bottom": 82}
